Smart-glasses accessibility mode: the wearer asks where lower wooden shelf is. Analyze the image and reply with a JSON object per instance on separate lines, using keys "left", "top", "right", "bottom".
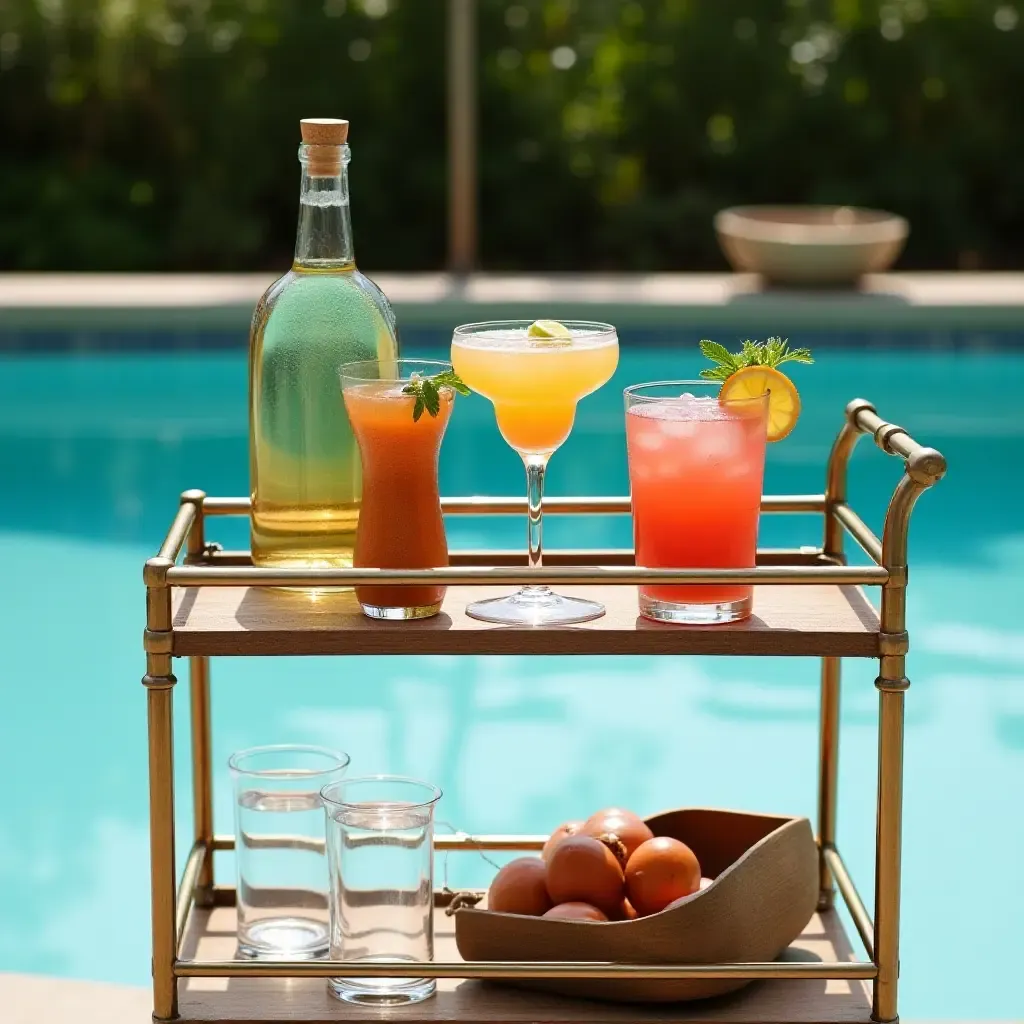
{"left": 177, "top": 904, "right": 872, "bottom": 1024}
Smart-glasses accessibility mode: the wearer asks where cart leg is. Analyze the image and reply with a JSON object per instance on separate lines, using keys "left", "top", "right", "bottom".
{"left": 816, "top": 656, "right": 841, "bottom": 910}
{"left": 145, "top": 552, "right": 179, "bottom": 1022}
{"left": 146, "top": 675, "right": 179, "bottom": 1022}
{"left": 189, "top": 655, "right": 214, "bottom": 904}
{"left": 183, "top": 490, "right": 215, "bottom": 907}
{"left": 872, "top": 676, "right": 907, "bottom": 1023}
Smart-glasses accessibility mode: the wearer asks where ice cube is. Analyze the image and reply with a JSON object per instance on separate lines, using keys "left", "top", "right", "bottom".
{"left": 633, "top": 430, "right": 666, "bottom": 453}
{"left": 661, "top": 418, "right": 699, "bottom": 440}
{"left": 692, "top": 421, "right": 744, "bottom": 464}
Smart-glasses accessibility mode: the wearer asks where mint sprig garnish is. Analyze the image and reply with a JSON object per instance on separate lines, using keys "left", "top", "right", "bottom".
{"left": 402, "top": 368, "right": 470, "bottom": 422}
{"left": 698, "top": 337, "right": 813, "bottom": 382}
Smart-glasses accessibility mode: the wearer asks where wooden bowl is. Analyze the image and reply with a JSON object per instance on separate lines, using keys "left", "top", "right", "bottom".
{"left": 714, "top": 204, "right": 908, "bottom": 285}
{"left": 454, "top": 807, "right": 818, "bottom": 1004}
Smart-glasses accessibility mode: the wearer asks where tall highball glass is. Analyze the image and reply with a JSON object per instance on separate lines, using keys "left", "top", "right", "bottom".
{"left": 229, "top": 744, "right": 350, "bottom": 960}
{"left": 624, "top": 381, "right": 769, "bottom": 624}
{"left": 321, "top": 775, "right": 442, "bottom": 1005}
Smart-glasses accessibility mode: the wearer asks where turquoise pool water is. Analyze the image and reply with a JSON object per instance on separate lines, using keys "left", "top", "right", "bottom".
{"left": 0, "top": 333, "right": 1021, "bottom": 1019}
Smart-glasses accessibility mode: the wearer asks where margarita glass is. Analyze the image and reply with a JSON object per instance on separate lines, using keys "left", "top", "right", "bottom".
{"left": 451, "top": 320, "right": 619, "bottom": 625}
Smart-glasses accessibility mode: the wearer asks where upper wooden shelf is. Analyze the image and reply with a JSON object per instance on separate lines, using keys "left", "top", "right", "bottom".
{"left": 170, "top": 582, "right": 880, "bottom": 659}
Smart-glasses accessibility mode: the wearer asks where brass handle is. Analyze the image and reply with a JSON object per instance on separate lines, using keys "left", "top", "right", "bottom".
{"left": 847, "top": 399, "right": 946, "bottom": 487}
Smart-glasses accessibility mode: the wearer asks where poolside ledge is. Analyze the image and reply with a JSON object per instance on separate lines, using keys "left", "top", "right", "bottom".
{"left": 0, "top": 272, "right": 1023, "bottom": 331}
{"left": 0, "top": 972, "right": 150, "bottom": 1024}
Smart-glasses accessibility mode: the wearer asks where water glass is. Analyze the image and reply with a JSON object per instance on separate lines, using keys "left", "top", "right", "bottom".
{"left": 321, "top": 775, "right": 442, "bottom": 1005}
{"left": 624, "top": 380, "right": 769, "bottom": 624}
{"left": 229, "top": 744, "right": 350, "bottom": 960}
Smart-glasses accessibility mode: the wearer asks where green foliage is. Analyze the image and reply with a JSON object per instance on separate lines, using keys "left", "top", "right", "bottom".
{"left": 699, "top": 337, "right": 814, "bottom": 381}
{"left": 1, "top": 0, "right": 1022, "bottom": 270}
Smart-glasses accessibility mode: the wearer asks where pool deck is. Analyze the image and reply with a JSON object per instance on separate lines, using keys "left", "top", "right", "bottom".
{"left": 0, "top": 972, "right": 151, "bottom": 1023}
{"left": 0, "top": 271, "right": 1022, "bottom": 331}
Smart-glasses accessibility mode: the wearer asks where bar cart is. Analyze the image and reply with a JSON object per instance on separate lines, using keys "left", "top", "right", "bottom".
{"left": 141, "top": 398, "right": 945, "bottom": 1023}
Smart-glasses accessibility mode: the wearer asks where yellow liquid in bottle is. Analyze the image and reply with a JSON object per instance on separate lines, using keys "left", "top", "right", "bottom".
{"left": 249, "top": 265, "right": 399, "bottom": 569}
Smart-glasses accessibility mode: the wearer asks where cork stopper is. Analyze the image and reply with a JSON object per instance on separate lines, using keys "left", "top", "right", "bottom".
{"left": 300, "top": 118, "right": 349, "bottom": 146}
{"left": 300, "top": 118, "right": 349, "bottom": 176}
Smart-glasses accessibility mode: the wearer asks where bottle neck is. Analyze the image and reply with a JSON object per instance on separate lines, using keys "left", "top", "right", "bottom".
{"left": 293, "top": 143, "right": 354, "bottom": 271}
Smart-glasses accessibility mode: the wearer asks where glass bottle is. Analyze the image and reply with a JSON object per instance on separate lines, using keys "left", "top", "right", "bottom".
{"left": 249, "top": 118, "right": 400, "bottom": 569}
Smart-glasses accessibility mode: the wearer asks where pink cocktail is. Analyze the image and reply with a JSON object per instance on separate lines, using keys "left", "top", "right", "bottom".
{"left": 624, "top": 382, "right": 769, "bottom": 624}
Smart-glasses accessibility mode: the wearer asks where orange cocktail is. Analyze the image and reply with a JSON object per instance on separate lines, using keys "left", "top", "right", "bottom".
{"left": 450, "top": 326, "right": 619, "bottom": 455}
{"left": 625, "top": 382, "right": 768, "bottom": 624}
{"left": 451, "top": 320, "right": 619, "bottom": 626}
{"left": 341, "top": 359, "right": 456, "bottom": 619}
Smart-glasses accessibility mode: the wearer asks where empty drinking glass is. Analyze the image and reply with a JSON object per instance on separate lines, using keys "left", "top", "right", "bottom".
{"left": 229, "top": 744, "right": 350, "bottom": 960}
{"left": 321, "top": 775, "right": 442, "bottom": 1005}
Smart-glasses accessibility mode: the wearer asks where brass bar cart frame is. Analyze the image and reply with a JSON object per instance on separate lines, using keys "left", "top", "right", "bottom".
{"left": 141, "top": 398, "right": 945, "bottom": 1023}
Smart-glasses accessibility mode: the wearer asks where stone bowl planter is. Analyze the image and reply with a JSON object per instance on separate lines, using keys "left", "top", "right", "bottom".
{"left": 714, "top": 205, "right": 908, "bottom": 286}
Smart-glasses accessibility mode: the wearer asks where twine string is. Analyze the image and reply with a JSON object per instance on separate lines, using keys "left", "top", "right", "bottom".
{"left": 436, "top": 819, "right": 501, "bottom": 916}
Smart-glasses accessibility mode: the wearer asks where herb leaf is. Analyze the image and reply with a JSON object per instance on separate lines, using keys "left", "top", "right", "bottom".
{"left": 698, "top": 336, "right": 814, "bottom": 378}
{"left": 421, "top": 379, "right": 441, "bottom": 418}
{"left": 776, "top": 346, "right": 814, "bottom": 366}
{"left": 699, "top": 365, "right": 734, "bottom": 382}
{"left": 401, "top": 368, "right": 469, "bottom": 422}
{"left": 431, "top": 369, "right": 471, "bottom": 396}
{"left": 699, "top": 340, "right": 738, "bottom": 370}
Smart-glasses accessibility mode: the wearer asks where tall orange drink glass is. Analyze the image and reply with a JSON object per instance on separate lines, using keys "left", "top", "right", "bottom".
{"left": 340, "top": 359, "right": 455, "bottom": 619}
{"left": 624, "top": 381, "right": 768, "bottom": 624}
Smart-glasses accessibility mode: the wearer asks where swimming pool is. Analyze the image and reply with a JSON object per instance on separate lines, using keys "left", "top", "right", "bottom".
{"left": 0, "top": 329, "right": 1021, "bottom": 1020}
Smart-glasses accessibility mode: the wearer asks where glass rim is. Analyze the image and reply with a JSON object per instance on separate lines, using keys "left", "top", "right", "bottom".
{"left": 319, "top": 773, "right": 443, "bottom": 810}
{"left": 339, "top": 358, "right": 453, "bottom": 384}
{"left": 624, "top": 379, "right": 770, "bottom": 405}
{"left": 228, "top": 743, "right": 351, "bottom": 778}
{"left": 452, "top": 319, "right": 617, "bottom": 340}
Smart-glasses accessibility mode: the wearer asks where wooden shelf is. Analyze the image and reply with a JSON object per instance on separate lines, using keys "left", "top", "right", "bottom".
{"left": 177, "top": 904, "right": 871, "bottom": 1024}
{"left": 170, "top": 584, "right": 879, "bottom": 658}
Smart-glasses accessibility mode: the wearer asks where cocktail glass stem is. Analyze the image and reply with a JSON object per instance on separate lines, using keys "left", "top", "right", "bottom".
{"left": 461, "top": 445, "right": 603, "bottom": 624}
{"left": 524, "top": 454, "right": 548, "bottom": 582}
